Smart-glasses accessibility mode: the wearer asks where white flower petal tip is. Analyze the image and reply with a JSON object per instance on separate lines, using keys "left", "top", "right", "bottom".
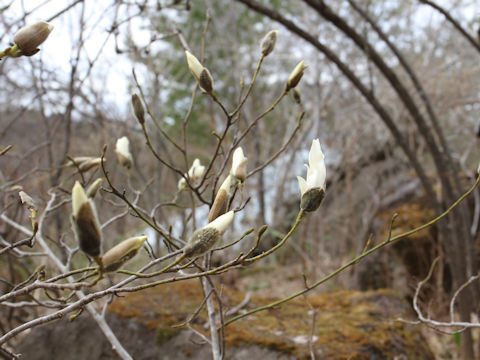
{"left": 207, "top": 210, "right": 234, "bottom": 235}
{"left": 286, "top": 60, "right": 308, "bottom": 91}
{"left": 231, "top": 147, "right": 247, "bottom": 182}
{"left": 115, "top": 136, "right": 133, "bottom": 169}
{"left": 298, "top": 139, "right": 326, "bottom": 212}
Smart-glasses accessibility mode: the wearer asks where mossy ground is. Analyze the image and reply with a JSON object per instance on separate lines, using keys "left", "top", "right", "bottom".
{"left": 108, "top": 281, "right": 434, "bottom": 359}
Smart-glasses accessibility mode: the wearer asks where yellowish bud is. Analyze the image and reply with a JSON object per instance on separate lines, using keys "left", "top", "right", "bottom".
{"left": 286, "top": 60, "right": 307, "bottom": 91}
{"left": 185, "top": 51, "right": 214, "bottom": 93}
{"left": 66, "top": 157, "right": 102, "bottom": 172}
{"left": 86, "top": 178, "right": 103, "bottom": 198}
{"left": 13, "top": 21, "right": 54, "bottom": 56}
{"left": 19, "top": 191, "right": 36, "bottom": 210}
{"left": 208, "top": 175, "right": 233, "bottom": 222}
{"left": 102, "top": 236, "right": 147, "bottom": 272}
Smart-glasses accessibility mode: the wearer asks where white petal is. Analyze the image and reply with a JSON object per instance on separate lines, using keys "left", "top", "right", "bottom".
{"left": 185, "top": 51, "right": 204, "bottom": 80}
{"left": 72, "top": 181, "right": 88, "bottom": 216}
{"left": 308, "top": 139, "right": 324, "bottom": 167}
{"left": 206, "top": 210, "right": 234, "bottom": 234}
{"left": 297, "top": 176, "right": 308, "bottom": 196}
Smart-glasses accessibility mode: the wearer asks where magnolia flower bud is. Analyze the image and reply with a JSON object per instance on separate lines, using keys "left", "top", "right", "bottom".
{"left": 292, "top": 88, "right": 302, "bottom": 104}
{"left": 297, "top": 139, "right": 326, "bottom": 212}
{"left": 185, "top": 51, "right": 214, "bottom": 93}
{"left": 131, "top": 93, "right": 145, "bottom": 125}
{"left": 19, "top": 191, "right": 36, "bottom": 210}
{"left": 66, "top": 157, "right": 102, "bottom": 172}
{"left": 86, "top": 178, "right": 103, "bottom": 198}
{"left": 199, "top": 69, "right": 214, "bottom": 94}
{"left": 71, "top": 181, "right": 102, "bottom": 258}
{"left": 102, "top": 236, "right": 146, "bottom": 272}
{"left": 260, "top": 30, "right": 278, "bottom": 57}
{"left": 13, "top": 21, "right": 54, "bottom": 56}
{"left": 178, "top": 158, "right": 205, "bottom": 190}
{"left": 184, "top": 211, "right": 234, "bottom": 258}
{"left": 286, "top": 60, "right": 307, "bottom": 91}
{"left": 115, "top": 136, "right": 133, "bottom": 169}
{"left": 208, "top": 174, "right": 233, "bottom": 222}
{"left": 231, "top": 147, "right": 247, "bottom": 182}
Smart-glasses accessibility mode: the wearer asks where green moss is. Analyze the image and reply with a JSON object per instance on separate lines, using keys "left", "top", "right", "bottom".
{"left": 154, "top": 323, "right": 181, "bottom": 346}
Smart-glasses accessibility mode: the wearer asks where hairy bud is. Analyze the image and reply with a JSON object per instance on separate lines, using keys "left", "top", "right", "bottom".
{"left": 300, "top": 187, "right": 325, "bottom": 212}
{"left": 102, "top": 236, "right": 146, "bottom": 272}
{"left": 13, "top": 21, "right": 53, "bottom": 56}
{"left": 184, "top": 211, "right": 234, "bottom": 258}
{"left": 131, "top": 93, "right": 145, "bottom": 125}
{"left": 71, "top": 181, "right": 102, "bottom": 258}
{"left": 260, "top": 30, "right": 278, "bottom": 57}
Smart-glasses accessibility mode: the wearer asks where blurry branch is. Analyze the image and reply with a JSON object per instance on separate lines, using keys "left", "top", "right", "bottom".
{"left": 418, "top": 0, "right": 480, "bottom": 53}
{"left": 399, "top": 257, "right": 480, "bottom": 333}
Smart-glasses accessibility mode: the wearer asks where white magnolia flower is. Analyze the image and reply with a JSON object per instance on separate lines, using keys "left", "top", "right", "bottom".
{"left": 115, "top": 136, "right": 133, "bottom": 169}
{"left": 178, "top": 158, "right": 206, "bottom": 190}
{"left": 297, "top": 139, "right": 326, "bottom": 211}
{"left": 231, "top": 147, "right": 247, "bottom": 182}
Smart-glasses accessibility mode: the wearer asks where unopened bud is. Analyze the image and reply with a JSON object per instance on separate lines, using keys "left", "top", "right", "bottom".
{"left": 286, "top": 60, "right": 307, "bottom": 91}
{"left": 86, "top": 178, "right": 103, "bottom": 198}
{"left": 300, "top": 187, "right": 325, "bottom": 212}
{"left": 184, "top": 211, "right": 234, "bottom": 258}
{"left": 260, "top": 30, "right": 278, "bottom": 57}
{"left": 19, "top": 191, "right": 36, "bottom": 210}
{"left": 208, "top": 175, "right": 232, "bottom": 222}
{"left": 66, "top": 157, "right": 102, "bottom": 172}
{"left": 71, "top": 181, "right": 102, "bottom": 258}
{"left": 102, "top": 236, "right": 147, "bottom": 272}
{"left": 199, "top": 69, "right": 214, "bottom": 94}
{"left": 231, "top": 147, "right": 247, "bottom": 182}
{"left": 115, "top": 136, "right": 133, "bottom": 169}
{"left": 131, "top": 93, "right": 145, "bottom": 125}
{"left": 292, "top": 89, "right": 302, "bottom": 104}
{"left": 13, "top": 21, "right": 54, "bottom": 56}
{"left": 185, "top": 51, "right": 214, "bottom": 93}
